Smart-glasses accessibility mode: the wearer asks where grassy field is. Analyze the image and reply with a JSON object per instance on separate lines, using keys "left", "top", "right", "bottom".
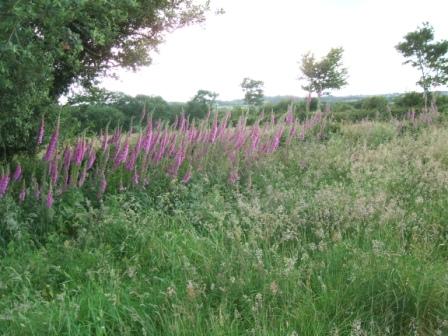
{"left": 1, "top": 120, "right": 448, "bottom": 335}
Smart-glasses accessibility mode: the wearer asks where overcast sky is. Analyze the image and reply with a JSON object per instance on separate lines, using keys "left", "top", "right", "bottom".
{"left": 100, "top": 0, "right": 448, "bottom": 102}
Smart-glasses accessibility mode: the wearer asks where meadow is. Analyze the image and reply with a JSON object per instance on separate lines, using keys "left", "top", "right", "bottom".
{"left": 0, "top": 107, "right": 448, "bottom": 335}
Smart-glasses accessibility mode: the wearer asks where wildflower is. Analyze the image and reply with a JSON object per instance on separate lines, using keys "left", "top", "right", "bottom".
{"left": 87, "top": 147, "right": 96, "bottom": 170}
{"left": 49, "top": 155, "right": 59, "bottom": 185}
{"left": 12, "top": 164, "right": 22, "bottom": 181}
{"left": 0, "top": 174, "right": 10, "bottom": 198}
{"left": 114, "top": 138, "right": 129, "bottom": 167}
{"left": 142, "top": 128, "right": 153, "bottom": 153}
{"left": 74, "top": 138, "right": 87, "bottom": 166}
{"left": 125, "top": 147, "right": 137, "bottom": 171}
{"left": 270, "top": 126, "right": 284, "bottom": 152}
{"left": 37, "top": 117, "right": 45, "bottom": 145}
{"left": 43, "top": 117, "right": 60, "bottom": 161}
{"left": 209, "top": 113, "right": 219, "bottom": 143}
{"left": 62, "top": 146, "right": 72, "bottom": 169}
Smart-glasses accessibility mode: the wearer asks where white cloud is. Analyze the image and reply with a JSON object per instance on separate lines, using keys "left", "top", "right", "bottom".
{"left": 101, "top": 0, "right": 448, "bottom": 101}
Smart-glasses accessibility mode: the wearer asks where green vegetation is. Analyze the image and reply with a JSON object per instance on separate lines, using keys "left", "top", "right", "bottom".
{"left": 185, "top": 90, "right": 219, "bottom": 120}
{"left": 0, "top": 0, "right": 208, "bottom": 155}
{"left": 299, "top": 47, "right": 348, "bottom": 112}
{"left": 396, "top": 22, "right": 448, "bottom": 109}
{"left": 241, "top": 78, "right": 265, "bottom": 107}
{"left": 1, "top": 112, "right": 448, "bottom": 335}
{"left": 2, "top": 9, "right": 448, "bottom": 335}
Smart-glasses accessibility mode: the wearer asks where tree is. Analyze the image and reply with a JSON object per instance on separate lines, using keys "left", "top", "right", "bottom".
{"left": 241, "top": 78, "right": 264, "bottom": 107}
{"left": 299, "top": 47, "right": 348, "bottom": 112}
{"left": 396, "top": 22, "right": 448, "bottom": 110}
{"left": 0, "top": 0, "right": 208, "bottom": 155}
{"left": 185, "top": 90, "right": 218, "bottom": 119}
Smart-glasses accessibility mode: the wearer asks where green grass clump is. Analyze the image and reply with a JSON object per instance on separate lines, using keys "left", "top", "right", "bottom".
{"left": 1, "top": 122, "right": 448, "bottom": 335}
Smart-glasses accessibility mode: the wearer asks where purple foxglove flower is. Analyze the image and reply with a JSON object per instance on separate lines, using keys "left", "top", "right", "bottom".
{"left": 43, "top": 126, "right": 59, "bottom": 161}
{"left": 74, "top": 139, "right": 87, "bottom": 166}
{"left": 285, "top": 106, "right": 294, "bottom": 125}
{"left": 169, "top": 133, "right": 180, "bottom": 157}
{"left": 62, "top": 146, "right": 72, "bottom": 169}
{"left": 0, "top": 175, "right": 10, "bottom": 198}
{"left": 87, "top": 148, "right": 96, "bottom": 170}
{"left": 114, "top": 139, "right": 129, "bottom": 167}
{"left": 143, "top": 133, "right": 154, "bottom": 154}
{"left": 101, "top": 130, "right": 109, "bottom": 152}
{"left": 12, "top": 164, "right": 22, "bottom": 181}
{"left": 125, "top": 147, "right": 137, "bottom": 171}
{"left": 37, "top": 117, "right": 45, "bottom": 145}
{"left": 46, "top": 185, "right": 54, "bottom": 208}
{"left": 270, "top": 127, "right": 284, "bottom": 152}
{"left": 49, "top": 156, "right": 59, "bottom": 185}
{"left": 135, "top": 134, "right": 143, "bottom": 154}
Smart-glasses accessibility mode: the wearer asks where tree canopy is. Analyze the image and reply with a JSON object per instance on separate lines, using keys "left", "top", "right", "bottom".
{"left": 0, "top": 0, "right": 208, "bottom": 155}
{"left": 396, "top": 22, "right": 448, "bottom": 109}
{"left": 299, "top": 47, "right": 348, "bottom": 111}
{"left": 241, "top": 78, "right": 264, "bottom": 107}
{"left": 185, "top": 90, "right": 218, "bottom": 119}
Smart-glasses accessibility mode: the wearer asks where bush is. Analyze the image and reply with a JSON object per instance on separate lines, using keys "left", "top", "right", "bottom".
{"left": 68, "top": 105, "right": 124, "bottom": 134}
{"left": 394, "top": 92, "right": 424, "bottom": 109}
{"left": 360, "top": 96, "right": 391, "bottom": 119}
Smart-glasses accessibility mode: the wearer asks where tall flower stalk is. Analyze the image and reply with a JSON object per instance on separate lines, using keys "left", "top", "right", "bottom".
{"left": 1, "top": 108, "right": 329, "bottom": 204}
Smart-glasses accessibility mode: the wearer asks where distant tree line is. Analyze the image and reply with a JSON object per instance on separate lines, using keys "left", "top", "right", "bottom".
{"left": 1, "top": 4, "right": 448, "bottom": 159}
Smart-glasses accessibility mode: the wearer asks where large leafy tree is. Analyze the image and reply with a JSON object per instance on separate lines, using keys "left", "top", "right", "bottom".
{"left": 185, "top": 89, "right": 218, "bottom": 119}
{"left": 0, "top": 0, "right": 208, "bottom": 155}
{"left": 396, "top": 22, "right": 448, "bottom": 110}
{"left": 299, "top": 47, "right": 348, "bottom": 112}
{"left": 241, "top": 78, "right": 264, "bottom": 107}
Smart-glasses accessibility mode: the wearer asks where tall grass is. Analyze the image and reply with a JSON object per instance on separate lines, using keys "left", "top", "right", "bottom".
{"left": 0, "top": 107, "right": 447, "bottom": 335}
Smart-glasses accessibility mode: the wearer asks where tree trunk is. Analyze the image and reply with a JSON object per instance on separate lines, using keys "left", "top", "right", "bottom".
{"left": 423, "top": 90, "right": 428, "bottom": 112}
